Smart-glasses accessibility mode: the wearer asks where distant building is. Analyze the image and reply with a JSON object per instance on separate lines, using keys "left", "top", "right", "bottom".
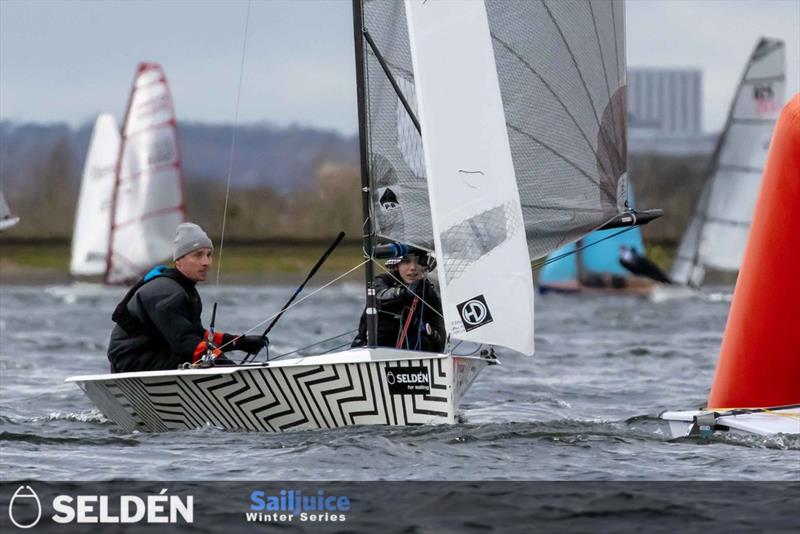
{"left": 627, "top": 68, "right": 716, "bottom": 156}
{"left": 628, "top": 68, "right": 702, "bottom": 133}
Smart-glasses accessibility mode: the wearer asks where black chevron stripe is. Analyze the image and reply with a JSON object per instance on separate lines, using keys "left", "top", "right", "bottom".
{"left": 370, "top": 362, "right": 392, "bottom": 426}
{"left": 337, "top": 364, "right": 370, "bottom": 425}
{"left": 177, "top": 376, "right": 233, "bottom": 428}
{"left": 276, "top": 368, "right": 314, "bottom": 430}
{"left": 253, "top": 369, "right": 294, "bottom": 431}
{"left": 188, "top": 375, "right": 240, "bottom": 428}
{"left": 147, "top": 380, "right": 203, "bottom": 429}
{"left": 287, "top": 366, "right": 330, "bottom": 428}
{"left": 319, "top": 365, "right": 354, "bottom": 427}
{"left": 247, "top": 369, "right": 282, "bottom": 432}
{"left": 295, "top": 366, "right": 343, "bottom": 429}
{"left": 264, "top": 368, "right": 308, "bottom": 431}
{"left": 117, "top": 379, "right": 167, "bottom": 431}
{"left": 204, "top": 374, "right": 252, "bottom": 430}
{"left": 349, "top": 363, "right": 382, "bottom": 422}
{"left": 220, "top": 374, "right": 264, "bottom": 430}
{"left": 230, "top": 370, "right": 272, "bottom": 432}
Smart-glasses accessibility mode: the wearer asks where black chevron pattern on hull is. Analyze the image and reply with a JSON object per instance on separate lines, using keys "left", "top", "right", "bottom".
{"left": 80, "top": 356, "right": 489, "bottom": 433}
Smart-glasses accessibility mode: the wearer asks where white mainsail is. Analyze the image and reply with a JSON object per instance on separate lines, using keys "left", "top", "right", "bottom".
{"left": 671, "top": 38, "right": 785, "bottom": 286}
{"left": 70, "top": 114, "right": 121, "bottom": 276}
{"left": 106, "top": 62, "right": 185, "bottom": 285}
{"left": 406, "top": 0, "right": 534, "bottom": 355}
{"left": 0, "top": 190, "right": 20, "bottom": 231}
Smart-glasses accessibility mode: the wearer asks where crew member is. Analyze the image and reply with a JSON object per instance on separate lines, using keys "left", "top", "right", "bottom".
{"left": 352, "top": 252, "right": 445, "bottom": 352}
{"left": 107, "top": 222, "right": 266, "bottom": 373}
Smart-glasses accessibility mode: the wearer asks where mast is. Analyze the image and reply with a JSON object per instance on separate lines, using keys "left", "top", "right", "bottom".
{"left": 352, "top": 0, "right": 377, "bottom": 346}
{"left": 105, "top": 64, "right": 139, "bottom": 285}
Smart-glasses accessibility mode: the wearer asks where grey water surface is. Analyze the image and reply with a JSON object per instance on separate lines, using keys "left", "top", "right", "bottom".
{"left": 1, "top": 283, "right": 797, "bottom": 481}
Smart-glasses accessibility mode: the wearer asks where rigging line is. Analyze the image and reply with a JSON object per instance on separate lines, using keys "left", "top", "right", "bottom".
{"left": 373, "top": 261, "right": 445, "bottom": 321}
{"left": 268, "top": 329, "right": 358, "bottom": 361}
{"left": 213, "top": 259, "right": 369, "bottom": 353}
{"left": 215, "top": 0, "right": 252, "bottom": 290}
{"left": 531, "top": 226, "right": 635, "bottom": 272}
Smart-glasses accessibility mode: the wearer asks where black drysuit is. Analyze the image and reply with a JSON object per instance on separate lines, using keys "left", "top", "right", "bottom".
{"left": 107, "top": 269, "right": 221, "bottom": 373}
{"left": 352, "top": 273, "right": 446, "bottom": 352}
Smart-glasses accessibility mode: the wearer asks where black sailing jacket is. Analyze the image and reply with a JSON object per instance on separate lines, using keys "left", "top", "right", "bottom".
{"left": 352, "top": 273, "right": 445, "bottom": 353}
{"left": 107, "top": 269, "right": 207, "bottom": 373}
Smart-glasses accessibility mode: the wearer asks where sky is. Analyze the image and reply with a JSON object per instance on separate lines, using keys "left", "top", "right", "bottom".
{"left": 1, "top": 0, "right": 798, "bottom": 135}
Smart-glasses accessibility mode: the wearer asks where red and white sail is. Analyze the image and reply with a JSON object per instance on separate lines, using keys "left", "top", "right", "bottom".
{"left": 70, "top": 114, "right": 120, "bottom": 276}
{"left": 106, "top": 63, "right": 185, "bottom": 285}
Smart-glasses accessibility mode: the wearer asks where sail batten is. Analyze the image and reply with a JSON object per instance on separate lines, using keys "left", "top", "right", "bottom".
{"left": 671, "top": 38, "right": 785, "bottom": 286}
{"left": 106, "top": 62, "right": 185, "bottom": 285}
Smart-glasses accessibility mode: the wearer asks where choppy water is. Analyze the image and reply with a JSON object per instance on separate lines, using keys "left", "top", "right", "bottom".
{"left": 1, "top": 282, "right": 797, "bottom": 481}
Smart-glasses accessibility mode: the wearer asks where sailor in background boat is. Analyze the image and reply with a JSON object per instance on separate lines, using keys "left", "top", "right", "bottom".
{"left": 618, "top": 245, "right": 672, "bottom": 284}
{"left": 352, "top": 251, "right": 445, "bottom": 352}
{"left": 107, "top": 223, "right": 267, "bottom": 373}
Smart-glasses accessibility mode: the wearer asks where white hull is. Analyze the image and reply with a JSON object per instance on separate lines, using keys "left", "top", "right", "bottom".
{"left": 67, "top": 348, "right": 492, "bottom": 433}
{"left": 661, "top": 406, "right": 800, "bottom": 438}
{"left": 0, "top": 216, "right": 20, "bottom": 231}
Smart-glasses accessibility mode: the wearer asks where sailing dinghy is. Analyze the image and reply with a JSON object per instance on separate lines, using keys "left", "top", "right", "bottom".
{"left": 658, "top": 38, "right": 785, "bottom": 301}
{"left": 538, "top": 188, "right": 664, "bottom": 294}
{"left": 0, "top": 190, "right": 20, "bottom": 231}
{"left": 662, "top": 94, "right": 800, "bottom": 438}
{"left": 67, "top": 0, "right": 656, "bottom": 433}
{"left": 70, "top": 114, "right": 121, "bottom": 277}
{"left": 102, "top": 62, "right": 186, "bottom": 285}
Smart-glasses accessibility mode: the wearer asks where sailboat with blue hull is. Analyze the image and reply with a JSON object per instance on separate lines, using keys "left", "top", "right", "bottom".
{"left": 539, "top": 190, "right": 653, "bottom": 294}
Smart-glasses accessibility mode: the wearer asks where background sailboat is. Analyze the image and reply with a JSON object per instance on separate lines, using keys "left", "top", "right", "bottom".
{"left": 538, "top": 188, "right": 656, "bottom": 294}
{"left": 669, "top": 38, "right": 785, "bottom": 289}
{"left": 70, "top": 114, "right": 121, "bottom": 277}
{"left": 0, "top": 191, "right": 20, "bottom": 231}
{"left": 105, "top": 62, "right": 186, "bottom": 285}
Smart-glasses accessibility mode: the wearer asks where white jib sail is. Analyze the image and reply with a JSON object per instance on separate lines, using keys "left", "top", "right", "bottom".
{"left": 107, "top": 63, "right": 185, "bottom": 284}
{"left": 406, "top": 0, "right": 535, "bottom": 355}
{"left": 70, "top": 114, "right": 121, "bottom": 276}
{"left": 671, "top": 38, "right": 785, "bottom": 286}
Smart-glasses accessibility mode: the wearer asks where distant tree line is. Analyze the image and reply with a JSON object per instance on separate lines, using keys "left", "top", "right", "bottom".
{"left": 0, "top": 121, "right": 709, "bottom": 246}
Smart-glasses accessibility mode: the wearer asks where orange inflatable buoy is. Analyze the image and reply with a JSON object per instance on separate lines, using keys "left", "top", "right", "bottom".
{"left": 707, "top": 93, "right": 800, "bottom": 409}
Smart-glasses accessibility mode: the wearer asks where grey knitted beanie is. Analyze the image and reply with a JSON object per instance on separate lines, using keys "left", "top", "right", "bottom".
{"left": 173, "top": 223, "right": 213, "bottom": 260}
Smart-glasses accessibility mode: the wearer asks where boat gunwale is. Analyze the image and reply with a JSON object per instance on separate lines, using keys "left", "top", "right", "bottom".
{"left": 66, "top": 348, "right": 491, "bottom": 383}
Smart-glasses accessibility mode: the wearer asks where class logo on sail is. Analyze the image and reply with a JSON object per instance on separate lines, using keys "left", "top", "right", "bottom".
{"left": 379, "top": 188, "right": 400, "bottom": 210}
{"left": 8, "top": 485, "right": 42, "bottom": 529}
{"left": 753, "top": 84, "right": 777, "bottom": 115}
{"left": 456, "top": 295, "right": 493, "bottom": 332}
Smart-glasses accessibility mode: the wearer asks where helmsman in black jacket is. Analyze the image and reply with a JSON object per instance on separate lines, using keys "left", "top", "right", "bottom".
{"left": 352, "top": 252, "right": 445, "bottom": 352}
{"left": 107, "top": 223, "right": 266, "bottom": 373}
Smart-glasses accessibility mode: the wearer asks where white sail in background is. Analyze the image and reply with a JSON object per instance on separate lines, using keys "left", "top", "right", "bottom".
{"left": 0, "top": 190, "right": 20, "bottom": 231}
{"left": 70, "top": 114, "right": 120, "bottom": 276}
{"left": 671, "top": 38, "right": 785, "bottom": 286}
{"left": 107, "top": 62, "right": 185, "bottom": 285}
{"left": 406, "top": 0, "right": 534, "bottom": 355}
